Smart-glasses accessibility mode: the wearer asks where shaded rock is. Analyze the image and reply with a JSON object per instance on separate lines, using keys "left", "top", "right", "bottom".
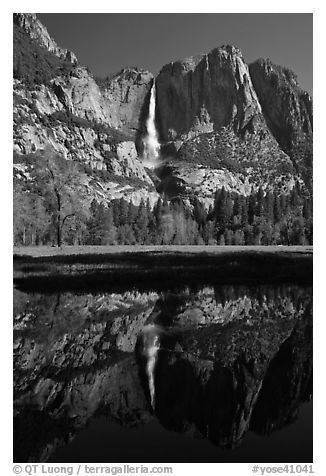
{"left": 249, "top": 58, "right": 312, "bottom": 157}
{"left": 156, "top": 45, "right": 262, "bottom": 143}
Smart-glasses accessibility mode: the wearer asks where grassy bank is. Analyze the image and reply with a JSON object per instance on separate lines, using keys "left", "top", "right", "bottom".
{"left": 14, "top": 244, "right": 313, "bottom": 258}
{"left": 13, "top": 245, "right": 313, "bottom": 293}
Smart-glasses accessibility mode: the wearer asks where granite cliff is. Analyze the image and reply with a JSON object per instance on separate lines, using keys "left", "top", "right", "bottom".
{"left": 13, "top": 13, "right": 312, "bottom": 225}
{"left": 13, "top": 13, "right": 159, "bottom": 207}
{"left": 14, "top": 13, "right": 78, "bottom": 64}
{"left": 154, "top": 47, "right": 312, "bottom": 203}
{"left": 156, "top": 45, "right": 262, "bottom": 143}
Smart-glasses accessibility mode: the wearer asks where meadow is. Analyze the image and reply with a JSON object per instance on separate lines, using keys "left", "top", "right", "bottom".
{"left": 13, "top": 245, "right": 313, "bottom": 294}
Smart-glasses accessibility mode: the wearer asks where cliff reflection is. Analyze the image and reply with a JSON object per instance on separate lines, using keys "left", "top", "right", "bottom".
{"left": 14, "top": 283, "right": 312, "bottom": 462}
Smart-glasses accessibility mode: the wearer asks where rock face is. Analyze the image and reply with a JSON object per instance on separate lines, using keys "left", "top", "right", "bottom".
{"left": 13, "top": 72, "right": 158, "bottom": 206}
{"left": 13, "top": 81, "right": 159, "bottom": 207}
{"left": 13, "top": 13, "right": 313, "bottom": 210}
{"left": 13, "top": 13, "right": 78, "bottom": 64}
{"left": 155, "top": 46, "right": 313, "bottom": 160}
{"left": 249, "top": 59, "right": 313, "bottom": 188}
{"left": 48, "top": 67, "right": 154, "bottom": 135}
{"left": 101, "top": 68, "right": 154, "bottom": 138}
{"left": 156, "top": 46, "right": 262, "bottom": 143}
{"left": 153, "top": 46, "right": 312, "bottom": 206}
{"left": 13, "top": 13, "right": 158, "bottom": 207}
{"left": 13, "top": 67, "right": 153, "bottom": 156}
{"left": 157, "top": 124, "right": 298, "bottom": 205}
{"left": 249, "top": 58, "right": 313, "bottom": 156}
{"left": 13, "top": 13, "right": 154, "bottom": 136}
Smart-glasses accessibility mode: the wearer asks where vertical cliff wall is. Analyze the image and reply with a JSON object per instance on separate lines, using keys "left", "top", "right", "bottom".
{"left": 155, "top": 45, "right": 263, "bottom": 143}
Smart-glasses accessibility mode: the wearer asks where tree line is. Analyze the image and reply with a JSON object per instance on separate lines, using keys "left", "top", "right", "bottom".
{"left": 13, "top": 151, "right": 312, "bottom": 247}
{"left": 83, "top": 185, "right": 312, "bottom": 246}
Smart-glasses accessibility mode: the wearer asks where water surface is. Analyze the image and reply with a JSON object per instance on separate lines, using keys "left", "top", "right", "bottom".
{"left": 13, "top": 282, "right": 312, "bottom": 463}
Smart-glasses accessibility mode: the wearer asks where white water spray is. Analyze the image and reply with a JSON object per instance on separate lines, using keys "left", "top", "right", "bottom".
{"left": 142, "top": 81, "right": 160, "bottom": 167}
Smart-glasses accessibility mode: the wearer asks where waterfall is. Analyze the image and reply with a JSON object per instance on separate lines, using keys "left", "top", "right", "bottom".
{"left": 142, "top": 81, "right": 160, "bottom": 166}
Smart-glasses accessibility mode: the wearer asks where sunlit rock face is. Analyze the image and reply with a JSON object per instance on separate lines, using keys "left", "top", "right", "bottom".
{"left": 156, "top": 124, "right": 298, "bottom": 207}
{"left": 100, "top": 68, "right": 154, "bottom": 135}
{"left": 13, "top": 13, "right": 78, "bottom": 63}
{"left": 13, "top": 64, "right": 155, "bottom": 165}
{"left": 14, "top": 13, "right": 153, "bottom": 135}
{"left": 13, "top": 70, "right": 160, "bottom": 207}
{"left": 14, "top": 284, "right": 311, "bottom": 462}
{"left": 13, "top": 14, "right": 158, "bottom": 207}
{"left": 13, "top": 15, "right": 312, "bottom": 209}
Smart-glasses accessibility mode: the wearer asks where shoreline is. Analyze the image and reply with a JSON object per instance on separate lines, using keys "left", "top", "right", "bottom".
{"left": 13, "top": 246, "right": 313, "bottom": 293}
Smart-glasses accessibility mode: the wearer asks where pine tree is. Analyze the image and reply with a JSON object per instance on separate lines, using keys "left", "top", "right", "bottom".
{"left": 86, "top": 201, "right": 116, "bottom": 245}
{"left": 233, "top": 194, "right": 242, "bottom": 217}
{"left": 241, "top": 198, "right": 249, "bottom": 228}
{"left": 215, "top": 187, "right": 233, "bottom": 231}
{"left": 86, "top": 199, "right": 100, "bottom": 244}
{"left": 193, "top": 197, "right": 207, "bottom": 227}
{"left": 265, "top": 190, "right": 274, "bottom": 223}
{"left": 244, "top": 225, "right": 254, "bottom": 245}
{"left": 134, "top": 199, "right": 149, "bottom": 244}
{"left": 127, "top": 200, "right": 138, "bottom": 227}
{"left": 153, "top": 198, "right": 163, "bottom": 226}
{"left": 248, "top": 194, "right": 256, "bottom": 225}
{"left": 233, "top": 229, "right": 245, "bottom": 245}
{"left": 212, "top": 188, "right": 222, "bottom": 220}
{"left": 253, "top": 220, "right": 263, "bottom": 245}
{"left": 145, "top": 199, "right": 155, "bottom": 244}
{"left": 224, "top": 229, "right": 233, "bottom": 245}
{"left": 102, "top": 207, "right": 117, "bottom": 244}
{"left": 207, "top": 203, "right": 214, "bottom": 221}
{"left": 112, "top": 200, "right": 122, "bottom": 227}
{"left": 302, "top": 197, "right": 312, "bottom": 220}
{"left": 203, "top": 221, "right": 216, "bottom": 245}
{"left": 290, "top": 185, "right": 300, "bottom": 208}
{"left": 255, "top": 187, "right": 265, "bottom": 218}
{"left": 280, "top": 194, "right": 289, "bottom": 215}
{"left": 118, "top": 198, "right": 129, "bottom": 226}
{"left": 117, "top": 224, "right": 136, "bottom": 244}
{"left": 274, "top": 195, "right": 282, "bottom": 223}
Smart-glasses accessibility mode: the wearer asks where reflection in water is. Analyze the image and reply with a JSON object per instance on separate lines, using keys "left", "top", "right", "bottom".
{"left": 13, "top": 283, "right": 312, "bottom": 463}
{"left": 141, "top": 325, "right": 161, "bottom": 409}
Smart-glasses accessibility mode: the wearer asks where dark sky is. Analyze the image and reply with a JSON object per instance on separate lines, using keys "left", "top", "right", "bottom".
{"left": 37, "top": 13, "right": 313, "bottom": 94}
